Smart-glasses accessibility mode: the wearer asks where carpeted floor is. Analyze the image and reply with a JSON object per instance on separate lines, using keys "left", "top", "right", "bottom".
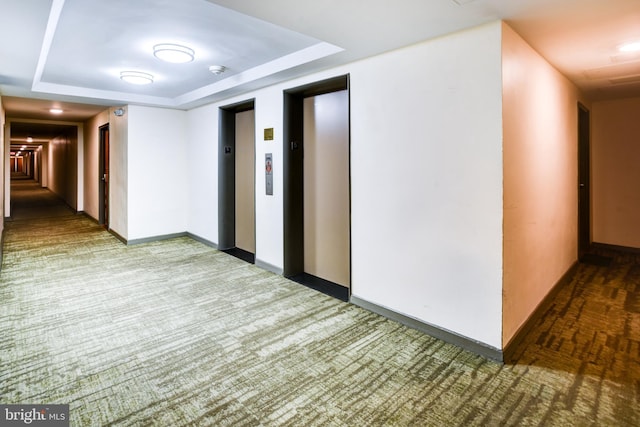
{"left": 0, "top": 180, "right": 639, "bottom": 426}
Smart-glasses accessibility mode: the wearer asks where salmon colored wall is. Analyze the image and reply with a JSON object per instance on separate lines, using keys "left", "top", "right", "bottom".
{"left": 592, "top": 98, "right": 640, "bottom": 248}
{"left": 48, "top": 130, "right": 77, "bottom": 210}
{"left": 502, "top": 23, "right": 581, "bottom": 346}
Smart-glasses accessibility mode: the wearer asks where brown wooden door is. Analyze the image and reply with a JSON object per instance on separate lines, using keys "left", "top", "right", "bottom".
{"left": 99, "top": 124, "right": 109, "bottom": 227}
{"left": 578, "top": 104, "right": 590, "bottom": 258}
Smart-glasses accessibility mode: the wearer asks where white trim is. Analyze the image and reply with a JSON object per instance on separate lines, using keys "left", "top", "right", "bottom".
{"left": 31, "top": 7, "right": 343, "bottom": 110}
{"left": 32, "top": 0, "right": 66, "bottom": 90}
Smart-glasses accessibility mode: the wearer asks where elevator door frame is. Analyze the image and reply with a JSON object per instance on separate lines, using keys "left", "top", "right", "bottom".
{"left": 283, "top": 74, "right": 350, "bottom": 301}
{"left": 218, "top": 99, "right": 256, "bottom": 263}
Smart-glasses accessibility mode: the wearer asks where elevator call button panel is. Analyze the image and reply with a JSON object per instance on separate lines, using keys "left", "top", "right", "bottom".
{"left": 265, "top": 153, "right": 273, "bottom": 196}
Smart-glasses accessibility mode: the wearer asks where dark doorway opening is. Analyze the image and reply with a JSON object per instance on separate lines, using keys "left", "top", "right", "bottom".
{"left": 578, "top": 103, "right": 591, "bottom": 259}
{"left": 218, "top": 99, "right": 256, "bottom": 264}
{"left": 99, "top": 124, "right": 109, "bottom": 228}
{"left": 283, "top": 74, "right": 350, "bottom": 302}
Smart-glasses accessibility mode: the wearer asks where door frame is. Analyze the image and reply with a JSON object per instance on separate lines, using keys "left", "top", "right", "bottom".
{"left": 283, "top": 74, "right": 350, "bottom": 301}
{"left": 578, "top": 103, "right": 591, "bottom": 258}
{"left": 218, "top": 98, "right": 256, "bottom": 263}
{"left": 98, "top": 124, "right": 109, "bottom": 227}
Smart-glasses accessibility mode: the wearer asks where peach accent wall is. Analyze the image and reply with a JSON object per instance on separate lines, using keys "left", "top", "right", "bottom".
{"left": 48, "top": 130, "right": 78, "bottom": 210}
{"left": 592, "top": 98, "right": 640, "bottom": 248}
{"left": 502, "top": 23, "right": 581, "bottom": 346}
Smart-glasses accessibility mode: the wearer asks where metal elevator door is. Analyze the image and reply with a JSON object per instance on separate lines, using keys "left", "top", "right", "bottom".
{"left": 303, "top": 90, "right": 350, "bottom": 287}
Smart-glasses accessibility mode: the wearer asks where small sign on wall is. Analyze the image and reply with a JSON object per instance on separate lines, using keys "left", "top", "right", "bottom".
{"left": 264, "top": 128, "right": 274, "bottom": 141}
{"left": 265, "top": 153, "right": 273, "bottom": 195}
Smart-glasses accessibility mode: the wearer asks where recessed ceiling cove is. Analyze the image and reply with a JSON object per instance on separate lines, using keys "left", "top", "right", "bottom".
{"left": 32, "top": 0, "right": 342, "bottom": 107}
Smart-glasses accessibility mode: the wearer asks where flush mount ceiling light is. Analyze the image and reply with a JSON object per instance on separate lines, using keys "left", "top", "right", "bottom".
{"left": 49, "top": 108, "right": 63, "bottom": 114}
{"left": 120, "top": 71, "right": 154, "bottom": 85}
{"left": 153, "top": 43, "right": 195, "bottom": 63}
{"left": 26, "top": 137, "right": 33, "bottom": 143}
{"left": 618, "top": 41, "right": 640, "bottom": 52}
{"left": 209, "top": 65, "right": 226, "bottom": 75}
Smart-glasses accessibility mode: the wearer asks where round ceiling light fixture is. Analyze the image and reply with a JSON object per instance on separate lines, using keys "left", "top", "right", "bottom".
{"left": 618, "top": 41, "right": 640, "bottom": 52}
{"left": 120, "top": 71, "right": 154, "bottom": 85}
{"left": 154, "top": 43, "right": 195, "bottom": 63}
{"left": 49, "top": 108, "right": 63, "bottom": 114}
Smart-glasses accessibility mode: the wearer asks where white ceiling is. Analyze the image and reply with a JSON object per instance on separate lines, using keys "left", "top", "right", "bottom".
{"left": 3, "top": 0, "right": 640, "bottom": 140}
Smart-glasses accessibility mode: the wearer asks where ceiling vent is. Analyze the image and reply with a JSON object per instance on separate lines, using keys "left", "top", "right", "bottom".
{"left": 610, "top": 52, "right": 640, "bottom": 63}
{"left": 609, "top": 74, "right": 640, "bottom": 85}
{"left": 584, "top": 61, "right": 640, "bottom": 80}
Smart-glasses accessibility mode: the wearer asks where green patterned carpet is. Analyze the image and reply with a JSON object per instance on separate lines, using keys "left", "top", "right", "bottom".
{"left": 1, "top": 180, "right": 639, "bottom": 426}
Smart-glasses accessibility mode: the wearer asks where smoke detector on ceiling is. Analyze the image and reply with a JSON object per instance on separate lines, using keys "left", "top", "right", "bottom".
{"left": 209, "top": 65, "right": 226, "bottom": 75}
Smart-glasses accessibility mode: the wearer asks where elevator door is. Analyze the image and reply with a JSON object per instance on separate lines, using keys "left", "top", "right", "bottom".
{"left": 303, "top": 90, "right": 350, "bottom": 287}
{"left": 235, "top": 109, "right": 255, "bottom": 254}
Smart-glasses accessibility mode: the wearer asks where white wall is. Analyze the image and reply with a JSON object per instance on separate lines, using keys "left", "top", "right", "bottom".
{"left": 253, "top": 87, "right": 286, "bottom": 270}
{"left": 186, "top": 21, "right": 504, "bottom": 349}
{"left": 127, "top": 105, "right": 188, "bottom": 240}
{"left": 186, "top": 85, "right": 287, "bottom": 271}
{"left": 109, "top": 107, "right": 128, "bottom": 239}
{"left": 186, "top": 104, "right": 219, "bottom": 243}
{"left": 350, "top": 22, "right": 504, "bottom": 348}
{"left": 83, "top": 110, "right": 110, "bottom": 220}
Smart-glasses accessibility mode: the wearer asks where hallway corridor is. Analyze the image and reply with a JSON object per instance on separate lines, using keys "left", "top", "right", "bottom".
{"left": 0, "top": 181, "right": 638, "bottom": 426}
{"left": 9, "top": 178, "right": 76, "bottom": 221}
